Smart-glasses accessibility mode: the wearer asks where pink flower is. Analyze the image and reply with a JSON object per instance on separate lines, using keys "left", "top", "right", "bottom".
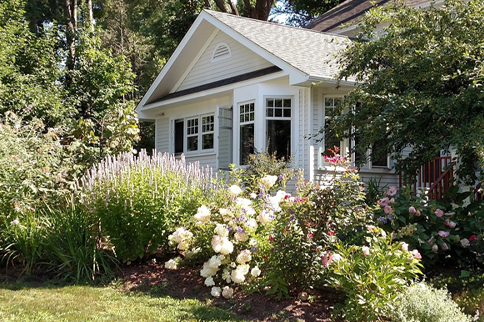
{"left": 411, "top": 249, "right": 422, "bottom": 259}
{"left": 409, "top": 206, "right": 417, "bottom": 214}
{"left": 434, "top": 209, "right": 444, "bottom": 217}
{"left": 321, "top": 251, "right": 333, "bottom": 267}
{"left": 441, "top": 243, "right": 449, "bottom": 251}
{"left": 401, "top": 242, "right": 409, "bottom": 251}
{"left": 308, "top": 233, "right": 313, "bottom": 239}
{"left": 362, "top": 246, "right": 370, "bottom": 256}
{"left": 384, "top": 205, "right": 393, "bottom": 214}
{"left": 432, "top": 244, "right": 439, "bottom": 252}
{"left": 438, "top": 230, "right": 450, "bottom": 238}
{"left": 379, "top": 197, "right": 390, "bottom": 206}
{"left": 428, "top": 237, "right": 434, "bottom": 246}
{"left": 385, "top": 186, "right": 398, "bottom": 196}
{"left": 448, "top": 221, "right": 456, "bottom": 229}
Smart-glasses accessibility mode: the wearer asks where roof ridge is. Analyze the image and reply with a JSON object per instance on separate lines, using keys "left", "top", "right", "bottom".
{"left": 202, "top": 9, "right": 350, "bottom": 39}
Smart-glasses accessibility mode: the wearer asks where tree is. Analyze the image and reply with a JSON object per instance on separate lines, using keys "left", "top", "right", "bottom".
{"left": 271, "top": 0, "right": 345, "bottom": 26}
{"left": 328, "top": 0, "right": 484, "bottom": 183}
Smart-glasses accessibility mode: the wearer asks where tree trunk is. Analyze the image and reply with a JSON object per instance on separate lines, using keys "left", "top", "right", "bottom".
{"left": 86, "top": 0, "right": 94, "bottom": 33}
{"left": 227, "top": 0, "right": 239, "bottom": 15}
{"left": 213, "top": 0, "right": 228, "bottom": 13}
{"left": 64, "top": 0, "right": 77, "bottom": 81}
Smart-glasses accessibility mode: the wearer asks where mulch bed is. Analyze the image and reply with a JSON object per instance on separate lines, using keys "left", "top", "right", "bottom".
{"left": 119, "top": 261, "right": 343, "bottom": 321}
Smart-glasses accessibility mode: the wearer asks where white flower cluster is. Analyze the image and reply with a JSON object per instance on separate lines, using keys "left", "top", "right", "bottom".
{"left": 166, "top": 183, "right": 291, "bottom": 299}
{"left": 168, "top": 227, "right": 193, "bottom": 251}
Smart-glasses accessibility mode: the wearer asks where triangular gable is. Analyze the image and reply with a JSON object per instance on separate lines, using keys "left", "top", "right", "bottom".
{"left": 137, "top": 10, "right": 351, "bottom": 114}
{"left": 175, "top": 29, "right": 274, "bottom": 92}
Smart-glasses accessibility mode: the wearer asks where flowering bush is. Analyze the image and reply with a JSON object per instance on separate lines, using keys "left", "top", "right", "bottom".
{"left": 373, "top": 185, "right": 484, "bottom": 267}
{"left": 328, "top": 226, "right": 423, "bottom": 322}
{"left": 78, "top": 151, "right": 217, "bottom": 262}
{"left": 262, "top": 156, "right": 372, "bottom": 297}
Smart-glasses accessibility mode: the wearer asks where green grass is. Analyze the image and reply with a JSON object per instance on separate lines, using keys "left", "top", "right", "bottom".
{"left": 0, "top": 282, "right": 246, "bottom": 321}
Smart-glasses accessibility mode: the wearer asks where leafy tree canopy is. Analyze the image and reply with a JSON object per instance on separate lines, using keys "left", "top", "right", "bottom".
{"left": 329, "top": 0, "right": 484, "bottom": 184}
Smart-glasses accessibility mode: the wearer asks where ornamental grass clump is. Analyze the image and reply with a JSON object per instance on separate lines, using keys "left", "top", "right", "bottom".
{"left": 78, "top": 150, "right": 216, "bottom": 262}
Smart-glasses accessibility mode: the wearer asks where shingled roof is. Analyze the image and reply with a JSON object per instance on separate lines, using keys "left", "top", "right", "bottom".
{"left": 307, "top": 0, "right": 431, "bottom": 33}
{"left": 205, "top": 10, "right": 351, "bottom": 81}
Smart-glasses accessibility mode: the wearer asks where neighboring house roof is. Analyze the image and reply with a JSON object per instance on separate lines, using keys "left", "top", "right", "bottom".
{"left": 307, "top": 0, "right": 434, "bottom": 33}
{"left": 137, "top": 9, "right": 351, "bottom": 113}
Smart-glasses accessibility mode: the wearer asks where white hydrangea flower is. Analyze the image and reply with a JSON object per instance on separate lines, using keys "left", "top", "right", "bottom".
{"left": 236, "top": 249, "right": 252, "bottom": 264}
{"left": 211, "top": 286, "right": 221, "bottom": 297}
{"left": 219, "top": 238, "right": 234, "bottom": 255}
{"left": 245, "top": 218, "right": 258, "bottom": 232}
{"left": 222, "top": 286, "right": 234, "bottom": 299}
{"left": 250, "top": 266, "right": 261, "bottom": 277}
{"left": 257, "top": 209, "right": 273, "bottom": 224}
{"left": 261, "top": 175, "right": 278, "bottom": 189}
{"left": 234, "top": 231, "right": 249, "bottom": 242}
{"left": 194, "top": 205, "right": 211, "bottom": 223}
{"left": 204, "top": 276, "right": 215, "bottom": 287}
{"left": 228, "top": 185, "right": 242, "bottom": 196}
{"left": 222, "top": 268, "right": 232, "bottom": 283}
{"left": 231, "top": 264, "right": 250, "bottom": 284}
{"left": 164, "top": 259, "right": 177, "bottom": 270}
{"left": 219, "top": 208, "right": 234, "bottom": 222}
{"left": 168, "top": 227, "right": 193, "bottom": 251}
{"left": 236, "top": 198, "right": 252, "bottom": 208}
{"left": 215, "top": 224, "right": 229, "bottom": 237}
{"left": 250, "top": 192, "right": 257, "bottom": 199}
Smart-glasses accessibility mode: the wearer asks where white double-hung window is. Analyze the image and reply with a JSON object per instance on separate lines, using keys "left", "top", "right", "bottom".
{"left": 239, "top": 101, "right": 255, "bottom": 165}
{"left": 174, "top": 114, "right": 215, "bottom": 154}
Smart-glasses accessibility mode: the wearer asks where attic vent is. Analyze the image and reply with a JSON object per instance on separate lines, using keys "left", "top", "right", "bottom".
{"left": 212, "top": 43, "right": 231, "bottom": 62}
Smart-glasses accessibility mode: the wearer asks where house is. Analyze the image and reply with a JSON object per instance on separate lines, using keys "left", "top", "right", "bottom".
{"left": 136, "top": 0, "right": 451, "bottom": 194}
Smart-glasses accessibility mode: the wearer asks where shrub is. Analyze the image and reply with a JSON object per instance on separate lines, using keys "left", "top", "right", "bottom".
{"left": 328, "top": 227, "right": 423, "bottom": 322}
{"left": 263, "top": 155, "right": 372, "bottom": 296}
{"left": 391, "top": 282, "right": 472, "bottom": 322}
{"left": 373, "top": 185, "right": 484, "bottom": 267}
{"left": 78, "top": 151, "right": 217, "bottom": 262}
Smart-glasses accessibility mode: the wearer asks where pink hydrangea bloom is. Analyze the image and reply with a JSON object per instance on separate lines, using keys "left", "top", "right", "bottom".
{"left": 384, "top": 205, "right": 393, "bottom": 215}
{"left": 434, "top": 209, "right": 444, "bottom": 217}
{"left": 409, "top": 206, "right": 417, "bottom": 214}
{"left": 438, "top": 230, "right": 450, "bottom": 238}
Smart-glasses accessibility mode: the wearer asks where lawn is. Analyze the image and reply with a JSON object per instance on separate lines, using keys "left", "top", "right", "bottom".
{"left": 0, "top": 282, "right": 244, "bottom": 322}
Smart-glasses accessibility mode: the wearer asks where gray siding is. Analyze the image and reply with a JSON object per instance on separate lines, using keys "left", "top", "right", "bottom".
{"left": 155, "top": 117, "right": 170, "bottom": 153}
{"left": 178, "top": 31, "right": 274, "bottom": 91}
{"left": 186, "top": 154, "right": 217, "bottom": 170}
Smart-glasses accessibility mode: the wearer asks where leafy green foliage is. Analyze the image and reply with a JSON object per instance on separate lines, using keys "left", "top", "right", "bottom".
{"left": 392, "top": 282, "right": 472, "bottom": 322}
{"left": 78, "top": 151, "right": 215, "bottom": 262}
{"left": 329, "top": 227, "right": 423, "bottom": 322}
{"left": 330, "top": 0, "right": 484, "bottom": 183}
{"left": 373, "top": 186, "right": 484, "bottom": 267}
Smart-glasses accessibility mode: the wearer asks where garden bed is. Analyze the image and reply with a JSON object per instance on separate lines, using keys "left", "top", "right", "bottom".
{"left": 119, "top": 261, "right": 342, "bottom": 322}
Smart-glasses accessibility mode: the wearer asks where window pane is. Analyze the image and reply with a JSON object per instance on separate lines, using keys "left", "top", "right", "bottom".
{"left": 187, "top": 136, "right": 198, "bottom": 151}
{"left": 267, "top": 119, "right": 291, "bottom": 160}
{"left": 325, "top": 98, "right": 333, "bottom": 107}
{"left": 323, "top": 131, "right": 340, "bottom": 157}
{"left": 240, "top": 124, "right": 254, "bottom": 165}
{"left": 275, "top": 99, "right": 282, "bottom": 107}
{"left": 275, "top": 108, "right": 282, "bottom": 117}
{"left": 267, "top": 108, "right": 273, "bottom": 117}
{"left": 202, "top": 115, "right": 214, "bottom": 132}
{"left": 283, "top": 99, "right": 291, "bottom": 107}
{"left": 284, "top": 108, "right": 291, "bottom": 117}
{"left": 267, "top": 99, "right": 274, "bottom": 107}
{"left": 372, "top": 141, "right": 388, "bottom": 167}
{"left": 202, "top": 133, "right": 214, "bottom": 150}
{"left": 175, "top": 119, "right": 184, "bottom": 153}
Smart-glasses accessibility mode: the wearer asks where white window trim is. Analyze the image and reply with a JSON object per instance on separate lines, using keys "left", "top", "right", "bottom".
{"left": 237, "top": 100, "right": 255, "bottom": 166}
{"left": 172, "top": 113, "right": 216, "bottom": 156}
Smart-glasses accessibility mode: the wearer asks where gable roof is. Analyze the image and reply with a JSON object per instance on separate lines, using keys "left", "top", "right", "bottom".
{"left": 307, "top": 0, "right": 433, "bottom": 33}
{"left": 137, "top": 10, "right": 351, "bottom": 112}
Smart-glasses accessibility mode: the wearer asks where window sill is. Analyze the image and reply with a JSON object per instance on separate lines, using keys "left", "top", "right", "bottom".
{"left": 183, "top": 151, "right": 216, "bottom": 158}
{"left": 317, "top": 165, "right": 394, "bottom": 174}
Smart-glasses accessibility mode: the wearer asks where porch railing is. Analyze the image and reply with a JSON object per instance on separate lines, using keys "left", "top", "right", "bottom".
{"left": 399, "top": 156, "right": 454, "bottom": 200}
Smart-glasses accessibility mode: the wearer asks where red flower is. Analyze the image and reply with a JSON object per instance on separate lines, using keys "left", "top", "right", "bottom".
{"left": 269, "top": 236, "right": 274, "bottom": 242}
{"left": 469, "top": 235, "right": 476, "bottom": 242}
{"left": 308, "top": 233, "right": 313, "bottom": 238}
{"left": 328, "top": 231, "right": 335, "bottom": 236}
